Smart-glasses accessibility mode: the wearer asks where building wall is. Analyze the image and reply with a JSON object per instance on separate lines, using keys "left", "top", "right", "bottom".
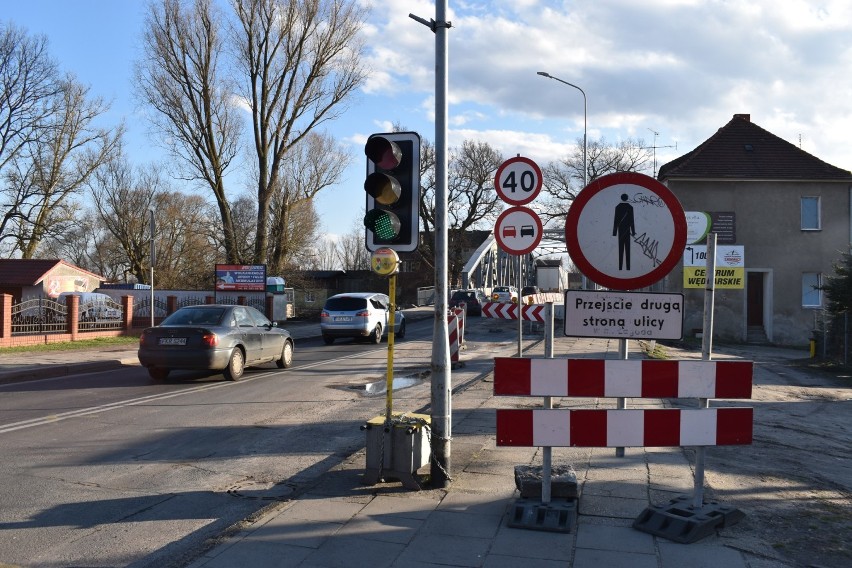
{"left": 663, "top": 179, "right": 850, "bottom": 346}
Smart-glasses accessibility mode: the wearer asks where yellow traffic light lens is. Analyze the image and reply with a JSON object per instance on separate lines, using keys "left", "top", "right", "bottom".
{"left": 365, "top": 172, "right": 401, "bottom": 205}
{"left": 364, "top": 209, "right": 401, "bottom": 240}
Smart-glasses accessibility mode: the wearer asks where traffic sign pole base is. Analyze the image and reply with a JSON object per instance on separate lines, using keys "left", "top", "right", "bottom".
{"left": 632, "top": 495, "right": 745, "bottom": 543}
{"left": 507, "top": 497, "right": 577, "bottom": 533}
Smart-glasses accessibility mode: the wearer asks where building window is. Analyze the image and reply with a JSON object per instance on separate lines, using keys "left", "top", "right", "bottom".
{"left": 304, "top": 291, "right": 315, "bottom": 303}
{"left": 801, "top": 196, "right": 821, "bottom": 230}
{"left": 801, "top": 273, "right": 822, "bottom": 307}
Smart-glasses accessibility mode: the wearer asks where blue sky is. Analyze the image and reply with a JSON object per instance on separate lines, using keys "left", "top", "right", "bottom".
{"left": 5, "top": 0, "right": 852, "bottom": 239}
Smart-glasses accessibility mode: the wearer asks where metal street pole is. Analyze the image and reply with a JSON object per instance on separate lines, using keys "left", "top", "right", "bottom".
{"left": 410, "top": 2, "right": 452, "bottom": 488}
{"left": 149, "top": 208, "right": 155, "bottom": 328}
{"left": 537, "top": 72, "right": 587, "bottom": 187}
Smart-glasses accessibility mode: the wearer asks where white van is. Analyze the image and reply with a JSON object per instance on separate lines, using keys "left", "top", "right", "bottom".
{"left": 57, "top": 292, "right": 122, "bottom": 321}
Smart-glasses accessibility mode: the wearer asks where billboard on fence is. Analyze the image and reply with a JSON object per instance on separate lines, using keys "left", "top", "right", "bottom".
{"left": 214, "top": 264, "right": 266, "bottom": 292}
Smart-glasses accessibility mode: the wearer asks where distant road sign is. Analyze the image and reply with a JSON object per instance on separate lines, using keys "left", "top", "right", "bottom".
{"left": 495, "top": 206, "right": 543, "bottom": 255}
{"left": 494, "top": 156, "right": 543, "bottom": 205}
{"left": 565, "top": 172, "right": 686, "bottom": 290}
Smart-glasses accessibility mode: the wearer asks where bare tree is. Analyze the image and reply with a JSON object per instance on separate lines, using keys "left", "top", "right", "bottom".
{"left": 137, "top": 0, "right": 242, "bottom": 262}
{"left": 540, "top": 137, "right": 652, "bottom": 225}
{"left": 138, "top": 0, "right": 366, "bottom": 267}
{"left": 3, "top": 76, "right": 120, "bottom": 258}
{"left": 86, "top": 154, "right": 219, "bottom": 288}
{"left": 311, "top": 233, "right": 338, "bottom": 270}
{"left": 0, "top": 22, "right": 61, "bottom": 172}
{"left": 418, "top": 138, "right": 504, "bottom": 284}
{"left": 87, "top": 156, "right": 159, "bottom": 282}
{"left": 266, "top": 130, "right": 350, "bottom": 273}
{"left": 232, "top": 0, "right": 367, "bottom": 264}
{"left": 337, "top": 220, "right": 369, "bottom": 271}
{"left": 153, "top": 190, "right": 219, "bottom": 288}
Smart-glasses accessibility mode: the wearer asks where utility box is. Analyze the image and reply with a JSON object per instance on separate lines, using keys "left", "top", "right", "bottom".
{"left": 266, "top": 276, "right": 286, "bottom": 292}
{"left": 362, "top": 412, "right": 431, "bottom": 490}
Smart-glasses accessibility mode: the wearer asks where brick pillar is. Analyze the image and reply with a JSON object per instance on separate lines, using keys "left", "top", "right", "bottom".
{"left": 167, "top": 295, "right": 177, "bottom": 317}
{"left": 265, "top": 295, "right": 274, "bottom": 319}
{"left": 122, "top": 295, "right": 133, "bottom": 330}
{"left": 237, "top": 296, "right": 246, "bottom": 305}
{"left": 0, "top": 294, "right": 11, "bottom": 339}
{"left": 66, "top": 294, "right": 80, "bottom": 340}
{"left": 206, "top": 295, "right": 215, "bottom": 305}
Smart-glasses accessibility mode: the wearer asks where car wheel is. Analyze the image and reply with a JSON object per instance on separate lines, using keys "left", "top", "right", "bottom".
{"left": 371, "top": 323, "right": 382, "bottom": 344}
{"left": 223, "top": 348, "right": 245, "bottom": 381}
{"left": 276, "top": 339, "right": 293, "bottom": 369}
{"left": 148, "top": 367, "right": 169, "bottom": 380}
{"left": 396, "top": 319, "right": 406, "bottom": 339}
{"left": 323, "top": 335, "right": 334, "bottom": 345}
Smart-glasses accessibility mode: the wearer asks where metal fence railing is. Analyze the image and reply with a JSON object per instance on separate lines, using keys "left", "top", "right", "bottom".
{"left": 812, "top": 310, "right": 851, "bottom": 365}
{"left": 11, "top": 298, "right": 68, "bottom": 335}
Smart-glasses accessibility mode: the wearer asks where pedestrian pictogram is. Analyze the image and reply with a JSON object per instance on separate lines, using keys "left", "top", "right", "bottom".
{"left": 565, "top": 172, "right": 686, "bottom": 290}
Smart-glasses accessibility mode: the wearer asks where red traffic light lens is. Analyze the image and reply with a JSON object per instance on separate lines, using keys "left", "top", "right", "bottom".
{"left": 365, "top": 136, "right": 402, "bottom": 170}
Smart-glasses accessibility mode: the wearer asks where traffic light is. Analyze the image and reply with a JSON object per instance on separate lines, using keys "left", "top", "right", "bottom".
{"left": 364, "top": 131, "right": 421, "bottom": 252}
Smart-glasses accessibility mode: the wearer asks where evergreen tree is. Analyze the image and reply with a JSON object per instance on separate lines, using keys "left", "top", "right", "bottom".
{"left": 821, "top": 251, "right": 852, "bottom": 314}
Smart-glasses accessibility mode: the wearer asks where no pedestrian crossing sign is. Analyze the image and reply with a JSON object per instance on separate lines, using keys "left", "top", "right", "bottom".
{"left": 565, "top": 172, "right": 687, "bottom": 290}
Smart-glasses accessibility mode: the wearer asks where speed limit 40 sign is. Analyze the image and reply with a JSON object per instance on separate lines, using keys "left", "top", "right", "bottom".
{"left": 494, "top": 156, "right": 542, "bottom": 205}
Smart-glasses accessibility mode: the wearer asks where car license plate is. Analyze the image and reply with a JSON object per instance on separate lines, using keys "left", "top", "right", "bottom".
{"left": 334, "top": 316, "right": 352, "bottom": 322}
{"left": 159, "top": 337, "right": 187, "bottom": 346}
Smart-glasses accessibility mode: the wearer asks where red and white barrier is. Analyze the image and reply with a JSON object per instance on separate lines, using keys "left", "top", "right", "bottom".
{"left": 494, "top": 358, "right": 753, "bottom": 399}
{"left": 482, "top": 302, "right": 545, "bottom": 322}
{"left": 494, "top": 356, "right": 754, "bottom": 449}
{"left": 448, "top": 313, "right": 459, "bottom": 362}
{"left": 447, "top": 306, "right": 466, "bottom": 363}
{"left": 497, "top": 408, "right": 753, "bottom": 447}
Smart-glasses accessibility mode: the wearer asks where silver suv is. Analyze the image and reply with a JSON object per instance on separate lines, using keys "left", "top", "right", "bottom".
{"left": 320, "top": 292, "right": 406, "bottom": 345}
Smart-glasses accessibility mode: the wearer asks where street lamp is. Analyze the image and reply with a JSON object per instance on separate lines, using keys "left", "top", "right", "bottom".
{"left": 537, "top": 71, "right": 587, "bottom": 187}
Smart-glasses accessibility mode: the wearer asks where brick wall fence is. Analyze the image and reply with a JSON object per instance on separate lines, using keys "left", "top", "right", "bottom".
{"left": 0, "top": 294, "right": 276, "bottom": 349}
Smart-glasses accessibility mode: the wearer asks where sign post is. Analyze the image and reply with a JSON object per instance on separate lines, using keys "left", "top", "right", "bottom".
{"left": 565, "top": 171, "right": 687, "bottom": 457}
{"left": 371, "top": 247, "right": 400, "bottom": 422}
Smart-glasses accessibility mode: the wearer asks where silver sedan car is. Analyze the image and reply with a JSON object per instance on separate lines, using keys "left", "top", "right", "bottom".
{"left": 138, "top": 304, "right": 293, "bottom": 381}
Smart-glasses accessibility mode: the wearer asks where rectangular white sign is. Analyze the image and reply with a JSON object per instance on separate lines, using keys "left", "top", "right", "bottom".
{"left": 683, "top": 245, "right": 744, "bottom": 267}
{"left": 564, "top": 290, "right": 684, "bottom": 340}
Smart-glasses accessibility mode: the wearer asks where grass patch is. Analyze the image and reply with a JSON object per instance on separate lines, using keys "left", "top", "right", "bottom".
{"left": 0, "top": 336, "right": 139, "bottom": 354}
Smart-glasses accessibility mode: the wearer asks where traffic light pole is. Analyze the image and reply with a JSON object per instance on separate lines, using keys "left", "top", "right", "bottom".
{"left": 411, "top": 3, "right": 452, "bottom": 488}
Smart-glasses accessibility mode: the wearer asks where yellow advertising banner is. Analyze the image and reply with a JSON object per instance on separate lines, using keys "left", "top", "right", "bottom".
{"left": 683, "top": 267, "right": 745, "bottom": 288}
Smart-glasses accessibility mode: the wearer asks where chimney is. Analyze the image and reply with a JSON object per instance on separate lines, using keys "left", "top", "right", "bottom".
{"left": 734, "top": 113, "right": 751, "bottom": 122}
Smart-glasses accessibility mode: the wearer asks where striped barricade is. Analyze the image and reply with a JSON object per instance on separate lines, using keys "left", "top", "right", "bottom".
{"left": 482, "top": 302, "right": 545, "bottom": 322}
{"left": 494, "top": 358, "right": 754, "bottom": 446}
{"left": 494, "top": 356, "right": 754, "bottom": 541}
{"left": 447, "top": 307, "right": 466, "bottom": 365}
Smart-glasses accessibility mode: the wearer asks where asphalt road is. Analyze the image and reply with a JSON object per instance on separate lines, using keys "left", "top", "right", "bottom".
{"left": 0, "top": 318, "right": 849, "bottom": 568}
{"left": 0, "top": 317, "right": 451, "bottom": 567}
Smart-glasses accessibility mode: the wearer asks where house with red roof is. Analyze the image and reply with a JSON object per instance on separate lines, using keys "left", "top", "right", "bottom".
{"left": 658, "top": 114, "right": 852, "bottom": 345}
{"left": 0, "top": 259, "right": 106, "bottom": 301}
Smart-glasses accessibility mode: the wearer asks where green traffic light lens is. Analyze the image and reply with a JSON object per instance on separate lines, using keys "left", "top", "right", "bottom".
{"left": 364, "top": 209, "right": 401, "bottom": 240}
